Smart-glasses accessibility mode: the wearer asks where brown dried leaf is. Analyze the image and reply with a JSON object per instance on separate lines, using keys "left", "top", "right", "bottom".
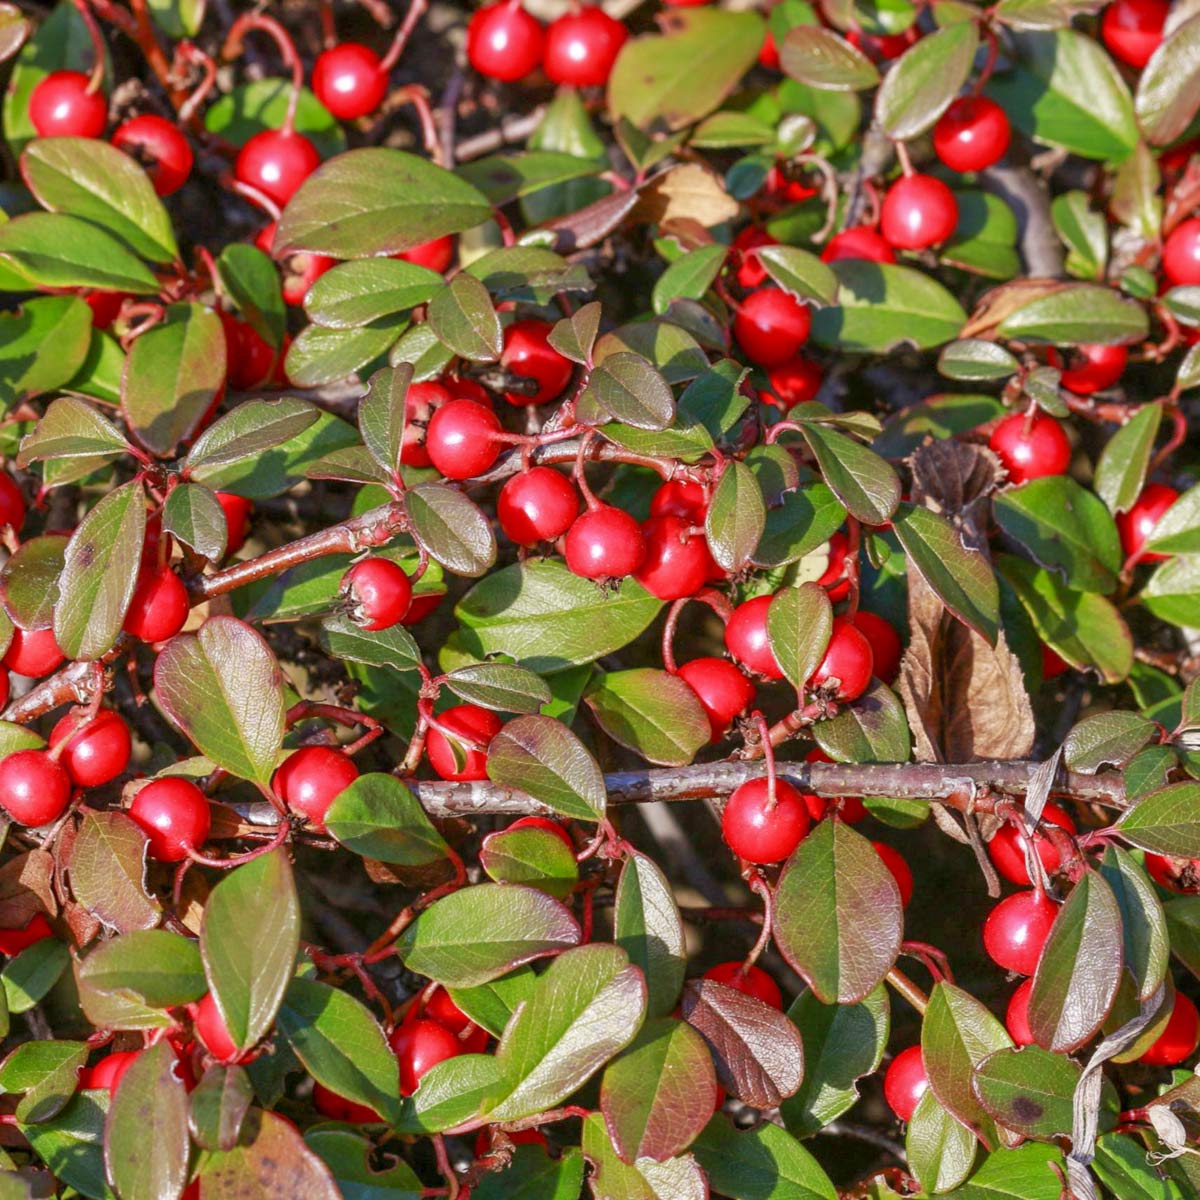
{"left": 633, "top": 163, "right": 739, "bottom": 229}
{"left": 0, "top": 849, "right": 56, "bottom": 927}
{"left": 959, "top": 279, "right": 1072, "bottom": 341}
{"left": 908, "top": 439, "right": 1005, "bottom": 526}
{"left": 546, "top": 189, "right": 641, "bottom": 253}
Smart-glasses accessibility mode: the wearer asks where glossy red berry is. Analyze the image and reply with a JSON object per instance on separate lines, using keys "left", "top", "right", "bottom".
{"left": 426, "top": 399, "right": 503, "bottom": 480}
{"left": 506, "top": 815, "right": 574, "bottom": 849}
{"left": 396, "top": 236, "right": 455, "bottom": 273}
{"left": 340, "top": 557, "right": 413, "bottom": 631}
{"left": 0, "top": 750, "right": 72, "bottom": 827}
{"left": 193, "top": 992, "right": 241, "bottom": 1062}
{"left": 932, "top": 96, "right": 1011, "bottom": 173}
{"left": 1041, "top": 644, "right": 1069, "bottom": 680}
{"left": 988, "top": 411, "right": 1071, "bottom": 484}
{"left": 219, "top": 311, "right": 287, "bottom": 390}
{"left": 254, "top": 222, "right": 333, "bottom": 306}
{"left": 873, "top": 841, "right": 913, "bottom": 907}
{"left": 765, "top": 165, "right": 818, "bottom": 206}
{"left": 127, "top": 777, "right": 211, "bottom": 862}
{"left": 0, "top": 913, "right": 54, "bottom": 957}
{"left": 983, "top": 890, "right": 1057, "bottom": 975}
{"left": 216, "top": 492, "right": 253, "bottom": 556}
{"left": 500, "top": 320, "right": 573, "bottom": 405}
{"left": 0, "top": 671, "right": 8, "bottom": 711}
{"left": 234, "top": 129, "right": 321, "bottom": 208}
{"left": 468, "top": 0, "right": 546, "bottom": 81}
{"left": 765, "top": 356, "right": 822, "bottom": 408}
{"left": 677, "top": 658, "right": 756, "bottom": 742}
{"left": 426, "top": 704, "right": 504, "bottom": 782}
{"left": 1049, "top": 343, "right": 1127, "bottom": 395}
{"left": 1140, "top": 992, "right": 1200, "bottom": 1066}
{"left": 810, "top": 618, "right": 873, "bottom": 701}
{"left": 634, "top": 515, "right": 713, "bottom": 601}
{"left": 883, "top": 1046, "right": 928, "bottom": 1122}
{"left": 1116, "top": 483, "right": 1178, "bottom": 563}
{"left": 881, "top": 174, "right": 958, "bottom": 250}
{"left": 1164, "top": 218, "right": 1200, "bottom": 287}
{"left": 1101, "top": 0, "right": 1168, "bottom": 68}
{"left": 734, "top": 288, "right": 812, "bottom": 367}
{"left": 732, "top": 227, "right": 777, "bottom": 289}
{"left": 0, "top": 472, "right": 25, "bottom": 532}
{"left": 847, "top": 26, "right": 918, "bottom": 60}
{"left": 391, "top": 1018, "right": 463, "bottom": 1095}
{"left": 112, "top": 115, "right": 193, "bottom": 195}
{"left": 853, "top": 611, "right": 902, "bottom": 685}
{"left": 29, "top": 71, "right": 107, "bottom": 138}
{"left": 80, "top": 1050, "right": 140, "bottom": 1094}
{"left": 563, "top": 506, "right": 646, "bottom": 580}
{"left": 543, "top": 7, "right": 627, "bottom": 87}
{"left": 1005, "top": 978, "right": 1035, "bottom": 1046}
{"left": 703, "top": 962, "right": 783, "bottom": 1009}
{"left": 313, "top": 1082, "right": 383, "bottom": 1123}
{"left": 721, "top": 777, "right": 811, "bottom": 864}
{"left": 273, "top": 746, "right": 359, "bottom": 829}
{"left": 498, "top": 467, "right": 578, "bottom": 545}
{"left": 821, "top": 225, "right": 896, "bottom": 264}
{"left": 724, "top": 595, "right": 783, "bottom": 680}
{"left": 816, "top": 530, "right": 850, "bottom": 603}
{"left": 83, "top": 289, "right": 130, "bottom": 329}
{"left": 312, "top": 43, "right": 387, "bottom": 120}
{"left": 50, "top": 709, "right": 131, "bottom": 788}
{"left": 759, "top": 30, "right": 780, "bottom": 68}
{"left": 123, "top": 566, "right": 189, "bottom": 643}
{"left": 987, "top": 802, "right": 1077, "bottom": 886}
{"left": 1145, "top": 853, "right": 1200, "bottom": 894}
{"left": 3, "top": 626, "right": 64, "bottom": 678}
{"left": 650, "top": 480, "right": 707, "bottom": 523}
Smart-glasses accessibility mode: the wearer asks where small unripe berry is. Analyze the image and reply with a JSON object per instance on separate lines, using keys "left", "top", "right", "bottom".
{"left": 724, "top": 595, "right": 783, "bottom": 680}
{"left": 127, "top": 777, "right": 212, "bottom": 862}
{"left": 563, "top": 506, "right": 646, "bottom": 581}
{"left": 721, "top": 777, "right": 810, "bottom": 864}
{"left": 340, "top": 557, "right": 413, "bottom": 631}
{"left": 702, "top": 962, "right": 782, "bottom": 1009}
{"left": 988, "top": 412, "right": 1071, "bottom": 485}
{"left": 0, "top": 750, "right": 72, "bottom": 826}
{"left": 676, "top": 658, "right": 756, "bottom": 742}
{"left": 50, "top": 709, "right": 131, "bottom": 788}
{"left": 426, "top": 704, "right": 504, "bottom": 782}
{"left": 982, "top": 889, "right": 1057, "bottom": 975}
{"left": 123, "top": 566, "right": 189, "bottom": 643}
{"left": 880, "top": 174, "right": 958, "bottom": 250}
{"left": 498, "top": 467, "right": 578, "bottom": 545}
{"left": 273, "top": 746, "right": 359, "bottom": 830}
{"left": 883, "top": 1046, "right": 927, "bottom": 1121}
{"left": 29, "top": 71, "right": 107, "bottom": 138}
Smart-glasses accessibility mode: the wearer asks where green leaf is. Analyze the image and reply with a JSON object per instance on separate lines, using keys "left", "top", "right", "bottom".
{"left": 189, "top": 1064, "right": 255, "bottom": 1153}
{"left": 396, "top": 883, "right": 580, "bottom": 988}
{"left": 145, "top": 0, "right": 203, "bottom": 39}
{"left": 447, "top": 967, "right": 538, "bottom": 1039}
{"left": 582, "top": 1109, "right": 706, "bottom": 1200}
{"left": 0, "top": 295, "right": 93, "bottom": 408}
{"left": 704, "top": 461, "right": 766, "bottom": 573}
{"left": 0, "top": 212, "right": 157, "bottom": 293}
{"left": 1141, "top": 554, "right": 1200, "bottom": 627}
{"left": 358, "top": 364, "right": 410, "bottom": 477}
{"left": 768, "top": 583, "right": 832, "bottom": 692}
{"left": 754, "top": 483, "right": 847, "bottom": 568}
{"left": 811, "top": 260, "right": 967, "bottom": 353}
{"left": 1143, "top": 482, "right": 1200, "bottom": 555}
{"left": 456, "top": 559, "right": 663, "bottom": 673}
{"left": 586, "top": 352, "right": 675, "bottom": 431}
{"left": 215, "top": 243, "right": 286, "bottom": 350}
{"left": 69, "top": 810, "right": 160, "bottom": 934}
{"left": 324, "top": 773, "right": 450, "bottom": 867}
{"left": 200, "top": 849, "right": 300, "bottom": 1055}
{"left": 473, "top": 1144, "right": 585, "bottom": 1200}
{"left": 971, "top": 1045, "right": 1081, "bottom": 1141}
{"left": 461, "top": 150, "right": 604, "bottom": 207}
{"left": 652, "top": 245, "right": 727, "bottom": 315}
{"left": 1095, "top": 402, "right": 1162, "bottom": 515}
{"left": 1063, "top": 711, "right": 1155, "bottom": 773}
{"left": 398, "top": 1052, "right": 508, "bottom": 1133}
{"left": 21, "top": 136, "right": 177, "bottom": 263}
{"left": 306, "top": 1129, "right": 423, "bottom": 1199}
{"left": 483, "top": 944, "right": 647, "bottom": 1122}
{"left": 1051, "top": 191, "right": 1108, "bottom": 280}
{"left": 548, "top": 301, "right": 601, "bottom": 365}
{"left": 692, "top": 1116, "right": 838, "bottom": 1200}
{"left": 938, "top": 340, "right": 1021, "bottom": 382}
{"left": 1098, "top": 846, "right": 1169, "bottom": 1002}
{"left": 756, "top": 244, "right": 839, "bottom": 307}
{"left": 155, "top": 616, "right": 286, "bottom": 786}
{"left": 584, "top": 668, "right": 709, "bottom": 768}
{"left": 486, "top": 714, "right": 607, "bottom": 821}
{"left": 406, "top": 483, "right": 497, "bottom": 577}
{"left": 609, "top": 8, "right": 766, "bottom": 130}
{"left": 1134, "top": 13, "right": 1200, "bottom": 146}
{"left": 780, "top": 26, "right": 880, "bottom": 90}
{"left": 17, "top": 394, "right": 127, "bottom": 465}
{"left": 2, "top": 939, "right": 69, "bottom": 1015}
{"left": 319, "top": 612, "right": 421, "bottom": 672}
{"left": 305, "top": 258, "right": 443, "bottom": 329}
{"left": 995, "top": 283, "right": 1148, "bottom": 344}
{"left": 443, "top": 663, "right": 551, "bottom": 714}
{"left": 103, "top": 1039, "right": 189, "bottom": 1200}
{"left": 276, "top": 148, "right": 492, "bottom": 259}
{"left": 428, "top": 273, "right": 502, "bottom": 363}
{"left": 0, "top": 1039, "right": 88, "bottom": 1124}
{"left": 1118, "top": 782, "right": 1200, "bottom": 856}
{"left": 480, "top": 825, "right": 578, "bottom": 899}
{"left": 162, "top": 482, "right": 228, "bottom": 562}
{"left": 614, "top": 851, "right": 686, "bottom": 1021}
{"left": 875, "top": 21, "right": 978, "bottom": 139}
{"left": 773, "top": 819, "right": 903, "bottom": 1003}
{"left": 77, "top": 930, "right": 205, "bottom": 1008}
{"left": 943, "top": 190, "right": 1022, "bottom": 281}
{"left": 907, "top": 1089, "right": 977, "bottom": 1194}
{"left": 20, "top": 1092, "right": 114, "bottom": 1199}
{"left": 1093, "top": 1132, "right": 1188, "bottom": 1200}
{"left": 286, "top": 316, "right": 406, "bottom": 389}
{"left": 123, "top": 302, "right": 227, "bottom": 457}
{"left": 204, "top": 80, "right": 346, "bottom": 159}
{"left": 813, "top": 677, "right": 912, "bottom": 763}
{"left": 1, "top": 533, "right": 65, "bottom": 630}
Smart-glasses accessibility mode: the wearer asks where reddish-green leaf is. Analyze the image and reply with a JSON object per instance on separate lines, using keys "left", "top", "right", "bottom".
{"left": 1117, "top": 782, "right": 1200, "bottom": 856}
{"left": 406, "top": 483, "right": 497, "bottom": 577}
{"left": 1134, "top": 13, "right": 1200, "bottom": 146}
{"left": 614, "top": 851, "right": 686, "bottom": 1020}
{"left": 780, "top": 26, "right": 879, "bottom": 90}
{"left": 324, "top": 773, "right": 449, "bottom": 867}
{"left": 582, "top": 1110, "right": 707, "bottom": 1200}
{"left": 0, "top": 296, "right": 94, "bottom": 408}
{"left": 706, "top": 461, "right": 766, "bottom": 572}
{"left": 189, "top": 1064, "right": 254, "bottom": 1153}
{"left": 692, "top": 1116, "right": 838, "bottom": 1200}
{"left": 17, "top": 394, "right": 128, "bottom": 466}
{"left": 480, "top": 825, "right": 578, "bottom": 899}
{"left": 68, "top": 811, "right": 160, "bottom": 934}
{"left": 584, "top": 668, "right": 709, "bottom": 767}
{"left": 906, "top": 1089, "right": 977, "bottom": 1194}
{"left": 486, "top": 714, "right": 607, "bottom": 821}
{"left": 197, "top": 1109, "right": 341, "bottom": 1199}
{"left": 768, "top": 583, "right": 833, "bottom": 693}
{"left": 875, "top": 22, "right": 979, "bottom": 139}
{"left": 77, "top": 929, "right": 205, "bottom": 1009}
{"left": 972, "top": 1045, "right": 1084, "bottom": 1142}
{"left": 427, "top": 273, "right": 502, "bottom": 363}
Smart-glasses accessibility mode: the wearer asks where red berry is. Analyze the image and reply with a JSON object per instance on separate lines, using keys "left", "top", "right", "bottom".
{"left": 312, "top": 43, "right": 387, "bottom": 120}
{"left": 880, "top": 174, "right": 959, "bottom": 250}
{"left": 426, "top": 704, "right": 504, "bottom": 783}
{"left": 273, "top": 746, "right": 359, "bottom": 829}
{"left": 193, "top": 992, "right": 241, "bottom": 1062}
{"left": 3, "top": 626, "right": 64, "bottom": 678}
{"left": 809, "top": 617, "right": 873, "bottom": 701}
{"left": 724, "top": 595, "right": 783, "bottom": 680}
{"left": 734, "top": 288, "right": 812, "bottom": 367}
{"left": 765, "top": 356, "right": 822, "bottom": 408}
{"left": 853, "top": 611, "right": 902, "bottom": 685}
{"left": 759, "top": 30, "right": 780, "bottom": 68}
{"left": 0, "top": 472, "right": 25, "bottom": 532}
{"left": 219, "top": 311, "right": 286, "bottom": 390}
{"left": 721, "top": 777, "right": 811, "bottom": 864}
{"left": 988, "top": 412, "right": 1071, "bottom": 484}
{"left": 422, "top": 988, "right": 480, "bottom": 1036}
{"left": 127, "top": 777, "right": 212, "bottom": 862}
{"left": 401, "top": 590, "right": 446, "bottom": 626}
{"left": 543, "top": 7, "right": 627, "bottom": 86}
{"left": 1101, "top": 0, "right": 1168, "bottom": 67}
{"left": 676, "top": 658, "right": 755, "bottom": 742}
{"left": 650, "top": 480, "right": 707, "bottom": 523}
{"left": 982, "top": 890, "right": 1057, "bottom": 975}
{"left": 312, "top": 1082, "right": 383, "bottom": 1123}
{"left": 873, "top": 841, "right": 913, "bottom": 907}
{"left": 764, "top": 166, "right": 818, "bottom": 206}
{"left": 254, "top": 222, "right": 333, "bottom": 306}
{"left": 50, "top": 709, "right": 131, "bottom": 788}
{"left": 112, "top": 115, "right": 193, "bottom": 196}
{"left": 123, "top": 566, "right": 189, "bottom": 643}
{"left": 467, "top": 0, "right": 545, "bottom": 81}
{"left": 883, "top": 1046, "right": 928, "bottom": 1122}
{"left": 703, "top": 962, "right": 783, "bottom": 1008}
{"left": 1041, "top": 644, "right": 1069, "bottom": 680}
{"left": 0, "top": 913, "right": 53, "bottom": 957}
{"left": 932, "top": 96, "right": 1011, "bottom": 174}
{"left": 0, "top": 750, "right": 72, "bottom": 827}
{"left": 563, "top": 506, "right": 646, "bottom": 581}
{"left": 399, "top": 380, "right": 453, "bottom": 467}
{"left": 498, "top": 468, "right": 579, "bottom": 545}
{"left": 821, "top": 226, "right": 896, "bottom": 264}
{"left": 732, "top": 227, "right": 777, "bottom": 289}
{"left": 80, "top": 1050, "right": 140, "bottom": 1094}
{"left": 847, "top": 26, "right": 918, "bottom": 59}
{"left": 1145, "top": 853, "right": 1200, "bottom": 894}
{"left": 1116, "top": 483, "right": 1178, "bottom": 563}
{"left": 987, "top": 802, "right": 1077, "bottom": 886}
{"left": 506, "top": 815, "right": 574, "bottom": 849}
{"left": 1049, "top": 343, "right": 1127, "bottom": 395}
{"left": 396, "top": 236, "right": 456, "bottom": 273}
{"left": 500, "top": 320, "right": 573, "bottom": 405}
{"left": 340, "top": 557, "right": 413, "bottom": 631}
{"left": 234, "top": 129, "right": 321, "bottom": 208}
{"left": 83, "top": 290, "right": 130, "bottom": 330}
{"left": 1140, "top": 992, "right": 1200, "bottom": 1067}
{"left": 1006, "top": 978, "right": 1035, "bottom": 1046}
{"left": 816, "top": 530, "right": 850, "bottom": 602}
{"left": 426, "top": 399, "right": 503, "bottom": 480}
{"left": 391, "top": 1018, "right": 464, "bottom": 1095}
{"left": 1164, "top": 218, "right": 1200, "bottom": 287}
{"left": 634, "top": 515, "right": 713, "bottom": 601}
{"left": 216, "top": 492, "right": 253, "bottom": 556}
{"left": 29, "top": 71, "right": 107, "bottom": 138}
